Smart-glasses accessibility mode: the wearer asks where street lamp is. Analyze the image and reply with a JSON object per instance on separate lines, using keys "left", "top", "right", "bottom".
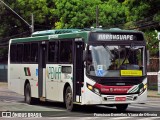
{"left": 0, "top": 0, "right": 34, "bottom": 33}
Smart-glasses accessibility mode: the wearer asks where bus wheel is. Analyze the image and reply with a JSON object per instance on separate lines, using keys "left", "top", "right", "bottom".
{"left": 24, "top": 83, "right": 33, "bottom": 104}
{"left": 116, "top": 104, "right": 128, "bottom": 111}
{"left": 65, "top": 86, "right": 74, "bottom": 111}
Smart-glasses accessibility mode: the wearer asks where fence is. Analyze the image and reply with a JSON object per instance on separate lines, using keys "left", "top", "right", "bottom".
{"left": 147, "top": 58, "right": 159, "bottom": 90}
{"left": 0, "top": 64, "right": 7, "bottom": 82}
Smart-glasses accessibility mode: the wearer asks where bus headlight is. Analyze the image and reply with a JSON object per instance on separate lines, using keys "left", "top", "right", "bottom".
{"left": 139, "top": 84, "right": 147, "bottom": 95}
{"left": 87, "top": 83, "right": 101, "bottom": 96}
{"left": 144, "top": 84, "right": 147, "bottom": 89}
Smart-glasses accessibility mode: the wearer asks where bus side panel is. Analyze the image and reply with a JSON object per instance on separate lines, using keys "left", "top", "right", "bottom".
{"left": 82, "top": 73, "right": 101, "bottom": 105}
{"left": 45, "top": 64, "right": 73, "bottom": 102}
{"left": 8, "top": 64, "right": 24, "bottom": 95}
{"left": 136, "top": 77, "right": 147, "bottom": 103}
{"left": 58, "top": 64, "right": 73, "bottom": 102}
{"left": 46, "top": 64, "right": 60, "bottom": 101}
{"left": 21, "top": 64, "right": 38, "bottom": 98}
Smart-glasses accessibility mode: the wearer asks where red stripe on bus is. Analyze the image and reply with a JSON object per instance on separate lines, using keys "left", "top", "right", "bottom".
{"left": 27, "top": 68, "right": 31, "bottom": 76}
{"left": 94, "top": 83, "right": 132, "bottom": 94}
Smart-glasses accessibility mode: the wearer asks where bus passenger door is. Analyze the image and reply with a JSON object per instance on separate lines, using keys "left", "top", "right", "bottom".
{"left": 73, "top": 40, "right": 84, "bottom": 103}
{"left": 38, "top": 41, "right": 47, "bottom": 99}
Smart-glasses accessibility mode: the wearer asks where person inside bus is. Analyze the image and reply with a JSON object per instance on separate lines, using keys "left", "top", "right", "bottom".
{"left": 86, "top": 52, "right": 94, "bottom": 73}
{"left": 119, "top": 48, "right": 140, "bottom": 70}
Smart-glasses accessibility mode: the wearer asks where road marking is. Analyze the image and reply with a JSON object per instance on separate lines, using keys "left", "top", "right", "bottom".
{"left": 109, "top": 117, "right": 131, "bottom": 120}
{"left": 47, "top": 117, "right": 70, "bottom": 119}
{"left": 129, "top": 105, "right": 149, "bottom": 109}
{"left": 137, "top": 117, "right": 160, "bottom": 120}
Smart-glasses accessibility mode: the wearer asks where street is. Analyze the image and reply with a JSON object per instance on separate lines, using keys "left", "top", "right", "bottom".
{"left": 0, "top": 84, "right": 160, "bottom": 119}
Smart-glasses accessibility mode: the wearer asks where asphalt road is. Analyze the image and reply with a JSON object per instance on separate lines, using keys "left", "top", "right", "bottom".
{"left": 0, "top": 84, "right": 160, "bottom": 120}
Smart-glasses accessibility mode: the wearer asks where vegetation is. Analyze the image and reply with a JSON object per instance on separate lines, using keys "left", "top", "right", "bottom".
{"left": 0, "top": 0, "right": 160, "bottom": 62}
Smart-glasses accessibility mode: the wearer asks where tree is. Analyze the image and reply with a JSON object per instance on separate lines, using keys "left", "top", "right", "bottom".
{"left": 16, "top": 0, "right": 56, "bottom": 31}
{"left": 145, "top": 30, "right": 159, "bottom": 57}
{"left": 123, "top": 0, "right": 160, "bottom": 30}
{"left": 98, "top": 0, "right": 127, "bottom": 28}
{"left": 54, "top": 0, "right": 101, "bottom": 29}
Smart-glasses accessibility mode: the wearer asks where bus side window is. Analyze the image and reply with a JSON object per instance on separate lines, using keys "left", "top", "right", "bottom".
{"left": 17, "top": 44, "right": 23, "bottom": 63}
{"left": 31, "top": 43, "right": 38, "bottom": 62}
{"left": 59, "top": 40, "right": 72, "bottom": 63}
{"left": 48, "top": 42, "right": 57, "bottom": 63}
{"left": 10, "top": 44, "right": 17, "bottom": 63}
{"left": 23, "top": 43, "right": 31, "bottom": 62}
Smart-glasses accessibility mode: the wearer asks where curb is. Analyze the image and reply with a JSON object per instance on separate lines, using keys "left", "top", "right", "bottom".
{"left": 147, "top": 95, "right": 160, "bottom": 98}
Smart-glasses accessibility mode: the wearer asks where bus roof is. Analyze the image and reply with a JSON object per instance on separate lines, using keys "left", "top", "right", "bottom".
{"left": 10, "top": 28, "right": 144, "bottom": 43}
{"left": 31, "top": 29, "right": 81, "bottom": 37}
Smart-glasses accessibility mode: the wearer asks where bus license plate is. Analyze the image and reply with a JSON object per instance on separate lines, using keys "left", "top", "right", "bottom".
{"left": 115, "top": 97, "right": 126, "bottom": 101}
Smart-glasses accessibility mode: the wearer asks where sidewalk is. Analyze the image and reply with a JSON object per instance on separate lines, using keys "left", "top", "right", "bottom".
{"left": 0, "top": 82, "right": 7, "bottom": 87}
{"left": 147, "top": 90, "right": 160, "bottom": 98}
{"left": 0, "top": 82, "right": 160, "bottom": 98}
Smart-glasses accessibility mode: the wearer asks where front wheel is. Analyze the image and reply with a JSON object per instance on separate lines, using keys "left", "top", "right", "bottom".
{"left": 65, "top": 86, "right": 74, "bottom": 111}
{"left": 116, "top": 104, "right": 128, "bottom": 111}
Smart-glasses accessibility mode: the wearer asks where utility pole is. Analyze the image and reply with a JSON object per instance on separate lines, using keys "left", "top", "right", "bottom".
{"left": 96, "top": 5, "right": 99, "bottom": 28}
{"left": 31, "top": 13, "right": 34, "bottom": 33}
{"left": 0, "top": 0, "right": 34, "bottom": 33}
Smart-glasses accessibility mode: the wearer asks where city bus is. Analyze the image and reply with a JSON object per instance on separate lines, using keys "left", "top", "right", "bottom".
{"left": 8, "top": 28, "right": 148, "bottom": 111}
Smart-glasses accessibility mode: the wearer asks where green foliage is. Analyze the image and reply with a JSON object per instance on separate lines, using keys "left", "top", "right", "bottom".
{"left": 17, "top": 0, "right": 50, "bottom": 23}
{"left": 98, "top": 0, "right": 126, "bottom": 28}
{"left": 54, "top": 0, "right": 127, "bottom": 29}
{"left": 144, "top": 30, "right": 159, "bottom": 57}
{"left": 0, "top": 0, "right": 160, "bottom": 60}
{"left": 54, "top": 0, "right": 100, "bottom": 28}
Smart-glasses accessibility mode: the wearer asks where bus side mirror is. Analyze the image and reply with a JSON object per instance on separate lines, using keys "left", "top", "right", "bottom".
{"left": 83, "top": 50, "right": 87, "bottom": 61}
{"left": 147, "top": 50, "right": 150, "bottom": 65}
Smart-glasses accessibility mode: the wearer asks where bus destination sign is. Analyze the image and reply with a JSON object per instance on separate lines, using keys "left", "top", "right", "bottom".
{"left": 89, "top": 32, "right": 144, "bottom": 41}
{"left": 98, "top": 34, "right": 133, "bottom": 41}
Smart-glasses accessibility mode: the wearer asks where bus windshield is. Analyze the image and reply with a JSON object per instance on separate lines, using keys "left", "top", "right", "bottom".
{"left": 86, "top": 44, "right": 146, "bottom": 77}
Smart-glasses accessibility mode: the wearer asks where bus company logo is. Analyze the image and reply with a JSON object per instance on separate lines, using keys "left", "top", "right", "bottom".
{"left": 110, "top": 88, "right": 113, "bottom": 92}
{"left": 24, "top": 67, "right": 31, "bottom": 76}
{"left": 47, "top": 66, "right": 61, "bottom": 80}
{"left": 101, "top": 86, "right": 132, "bottom": 94}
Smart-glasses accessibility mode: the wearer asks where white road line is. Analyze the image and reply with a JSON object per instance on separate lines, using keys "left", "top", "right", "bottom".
{"left": 109, "top": 117, "right": 132, "bottom": 120}
{"left": 137, "top": 117, "right": 160, "bottom": 120}
{"left": 129, "top": 105, "right": 148, "bottom": 109}
{"left": 47, "top": 117, "right": 70, "bottom": 119}
{"left": 76, "top": 117, "right": 99, "bottom": 120}
{"left": 129, "top": 103, "right": 160, "bottom": 109}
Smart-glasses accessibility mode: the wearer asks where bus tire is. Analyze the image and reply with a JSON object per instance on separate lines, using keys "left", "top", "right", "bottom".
{"left": 24, "top": 83, "right": 33, "bottom": 104}
{"left": 65, "top": 86, "right": 74, "bottom": 111}
{"left": 116, "top": 104, "right": 128, "bottom": 111}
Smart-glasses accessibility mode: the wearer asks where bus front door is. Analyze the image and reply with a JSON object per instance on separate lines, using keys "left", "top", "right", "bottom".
{"left": 73, "top": 41, "right": 84, "bottom": 103}
{"left": 38, "top": 41, "right": 47, "bottom": 99}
